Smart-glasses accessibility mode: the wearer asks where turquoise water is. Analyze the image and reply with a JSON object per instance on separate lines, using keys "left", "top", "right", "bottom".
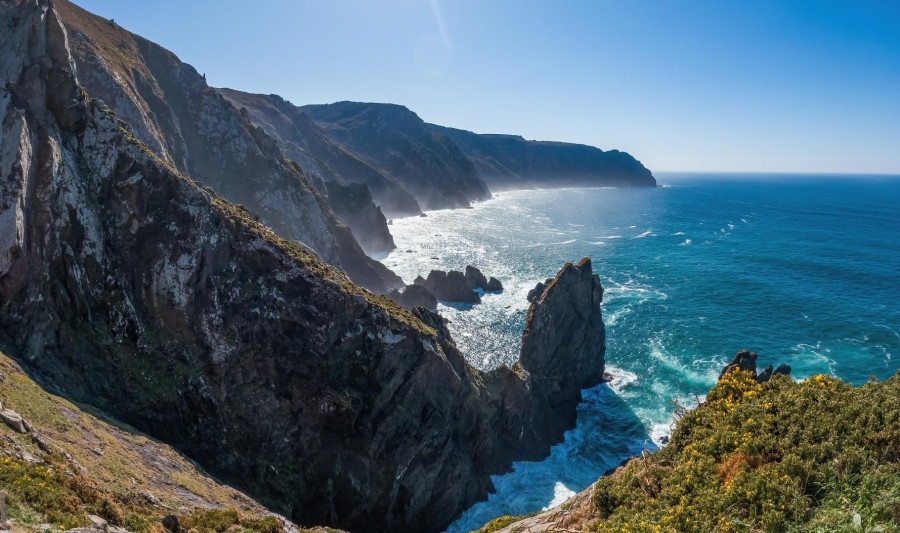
{"left": 378, "top": 174, "right": 900, "bottom": 532}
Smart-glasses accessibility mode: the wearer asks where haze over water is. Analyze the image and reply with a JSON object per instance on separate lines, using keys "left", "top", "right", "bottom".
{"left": 379, "top": 173, "right": 900, "bottom": 532}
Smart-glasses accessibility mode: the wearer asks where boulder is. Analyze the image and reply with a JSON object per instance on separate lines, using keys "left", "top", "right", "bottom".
{"left": 519, "top": 258, "right": 606, "bottom": 423}
{"left": 464, "top": 266, "right": 488, "bottom": 290}
{"left": 485, "top": 277, "right": 503, "bottom": 292}
{"left": 0, "top": 409, "right": 29, "bottom": 434}
{"left": 422, "top": 270, "right": 481, "bottom": 303}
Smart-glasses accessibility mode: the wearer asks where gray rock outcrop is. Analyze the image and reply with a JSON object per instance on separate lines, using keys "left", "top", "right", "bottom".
{"left": 520, "top": 258, "right": 606, "bottom": 424}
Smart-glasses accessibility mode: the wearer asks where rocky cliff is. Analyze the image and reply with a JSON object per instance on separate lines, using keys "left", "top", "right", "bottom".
{"left": 301, "top": 101, "right": 492, "bottom": 211}
{"left": 429, "top": 124, "right": 657, "bottom": 190}
{"left": 520, "top": 258, "right": 606, "bottom": 428}
{"left": 217, "top": 89, "right": 422, "bottom": 220}
{"left": 0, "top": 5, "right": 607, "bottom": 533}
{"left": 50, "top": 0, "right": 400, "bottom": 293}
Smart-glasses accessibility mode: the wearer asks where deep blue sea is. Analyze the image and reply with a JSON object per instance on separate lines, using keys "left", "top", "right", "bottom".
{"left": 378, "top": 173, "right": 900, "bottom": 532}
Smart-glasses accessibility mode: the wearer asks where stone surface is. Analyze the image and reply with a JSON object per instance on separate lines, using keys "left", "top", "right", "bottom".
{"left": 485, "top": 277, "right": 503, "bottom": 292}
{"left": 387, "top": 284, "right": 438, "bottom": 311}
{"left": 519, "top": 258, "right": 606, "bottom": 424}
{"left": 527, "top": 278, "right": 553, "bottom": 303}
{"left": 418, "top": 270, "right": 481, "bottom": 303}
{"left": 52, "top": 0, "right": 401, "bottom": 294}
{"left": 0, "top": 409, "right": 28, "bottom": 434}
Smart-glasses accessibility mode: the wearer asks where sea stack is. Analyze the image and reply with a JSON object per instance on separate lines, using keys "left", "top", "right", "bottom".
{"left": 520, "top": 258, "right": 606, "bottom": 424}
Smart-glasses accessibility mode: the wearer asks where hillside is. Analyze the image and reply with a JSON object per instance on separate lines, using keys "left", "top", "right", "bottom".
{"left": 428, "top": 124, "right": 656, "bottom": 191}
{"left": 217, "top": 89, "right": 421, "bottom": 220}
{"left": 50, "top": 0, "right": 400, "bottom": 292}
{"left": 478, "top": 362, "right": 900, "bottom": 532}
{"left": 301, "top": 101, "right": 492, "bottom": 211}
{"left": 429, "top": 124, "right": 656, "bottom": 190}
{"left": 0, "top": 347, "right": 339, "bottom": 533}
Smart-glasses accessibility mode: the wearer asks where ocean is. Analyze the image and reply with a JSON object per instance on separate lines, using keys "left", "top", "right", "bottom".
{"left": 377, "top": 173, "right": 900, "bottom": 532}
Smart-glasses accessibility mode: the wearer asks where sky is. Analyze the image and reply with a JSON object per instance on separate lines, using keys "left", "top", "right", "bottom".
{"left": 72, "top": 0, "right": 900, "bottom": 174}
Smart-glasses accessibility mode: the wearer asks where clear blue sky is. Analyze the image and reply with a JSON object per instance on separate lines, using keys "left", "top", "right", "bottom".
{"left": 73, "top": 0, "right": 900, "bottom": 174}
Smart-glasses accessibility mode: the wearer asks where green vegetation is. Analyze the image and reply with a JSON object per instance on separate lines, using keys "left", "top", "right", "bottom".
{"left": 591, "top": 371, "right": 900, "bottom": 532}
{"left": 0, "top": 349, "right": 293, "bottom": 532}
{"left": 471, "top": 512, "right": 537, "bottom": 532}
{"left": 178, "top": 508, "right": 284, "bottom": 533}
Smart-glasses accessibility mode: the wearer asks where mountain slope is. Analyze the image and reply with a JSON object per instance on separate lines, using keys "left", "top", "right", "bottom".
{"left": 429, "top": 124, "right": 656, "bottom": 190}
{"left": 301, "top": 101, "right": 492, "bottom": 211}
{"left": 217, "top": 89, "right": 421, "bottom": 219}
{"left": 0, "top": 2, "right": 607, "bottom": 531}
{"left": 51, "top": 0, "right": 400, "bottom": 292}
{"left": 0, "top": 347, "right": 310, "bottom": 533}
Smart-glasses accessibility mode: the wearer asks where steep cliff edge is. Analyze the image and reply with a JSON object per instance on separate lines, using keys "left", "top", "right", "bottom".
{"left": 301, "top": 101, "right": 492, "bottom": 211}
{"left": 217, "top": 89, "right": 421, "bottom": 220}
{"left": 50, "top": 0, "right": 400, "bottom": 293}
{"left": 520, "top": 258, "right": 606, "bottom": 428}
{"left": 0, "top": 3, "right": 606, "bottom": 532}
{"left": 429, "top": 124, "right": 657, "bottom": 190}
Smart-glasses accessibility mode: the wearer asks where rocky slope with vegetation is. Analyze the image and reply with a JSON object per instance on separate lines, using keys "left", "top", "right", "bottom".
{"left": 0, "top": 348, "right": 324, "bottom": 533}
{"left": 50, "top": 0, "right": 400, "bottom": 292}
{"left": 216, "top": 89, "right": 421, "bottom": 221}
{"left": 0, "top": 5, "right": 609, "bottom": 533}
{"left": 477, "top": 354, "right": 900, "bottom": 532}
{"left": 429, "top": 124, "right": 656, "bottom": 190}
{"left": 300, "top": 101, "right": 492, "bottom": 211}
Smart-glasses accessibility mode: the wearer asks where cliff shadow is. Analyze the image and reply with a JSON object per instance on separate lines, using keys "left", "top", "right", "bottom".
{"left": 445, "top": 382, "right": 652, "bottom": 532}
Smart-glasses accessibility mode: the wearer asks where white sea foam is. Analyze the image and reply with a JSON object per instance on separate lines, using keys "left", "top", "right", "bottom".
{"left": 543, "top": 482, "right": 577, "bottom": 510}
{"left": 606, "top": 365, "right": 638, "bottom": 394}
{"left": 679, "top": 239, "right": 692, "bottom": 246}
{"left": 634, "top": 230, "right": 653, "bottom": 238}
{"left": 673, "top": 231, "right": 685, "bottom": 236}
{"left": 587, "top": 241, "right": 606, "bottom": 245}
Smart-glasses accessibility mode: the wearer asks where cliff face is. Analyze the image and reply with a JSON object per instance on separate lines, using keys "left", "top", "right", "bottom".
{"left": 50, "top": 0, "right": 400, "bottom": 293}
{"left": 429, "top": 124, "right": 657, "bottom": 190}
{"left": 520, "top": 258, "right": 606, "bottom": 427}
{"left": 217, "top": 89, "right": 422, "bottom": 219}
{"left": 301, "top": 101, "right": 492, "bottom": 211}
{"left": 0, "top": 5, "right": 607, "bottom": 533}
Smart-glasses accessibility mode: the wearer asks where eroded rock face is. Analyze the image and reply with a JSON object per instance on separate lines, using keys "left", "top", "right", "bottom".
{"left": 520, "top": 258, "right": 606, "bottom": 423}
{"left": 51, "top": 0, "right": 401, "bottom": 293}
{"left": 217, "top": 89, "right": 422, "bottom": 219}
{"left": 324, "top": 181, "right": 395, "bottom": 255}
{"left": 301, "top": 101, "right": 492, "bottom": 211}
{"left": 0, "top": 3, "right": 607, "bottom": 532}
